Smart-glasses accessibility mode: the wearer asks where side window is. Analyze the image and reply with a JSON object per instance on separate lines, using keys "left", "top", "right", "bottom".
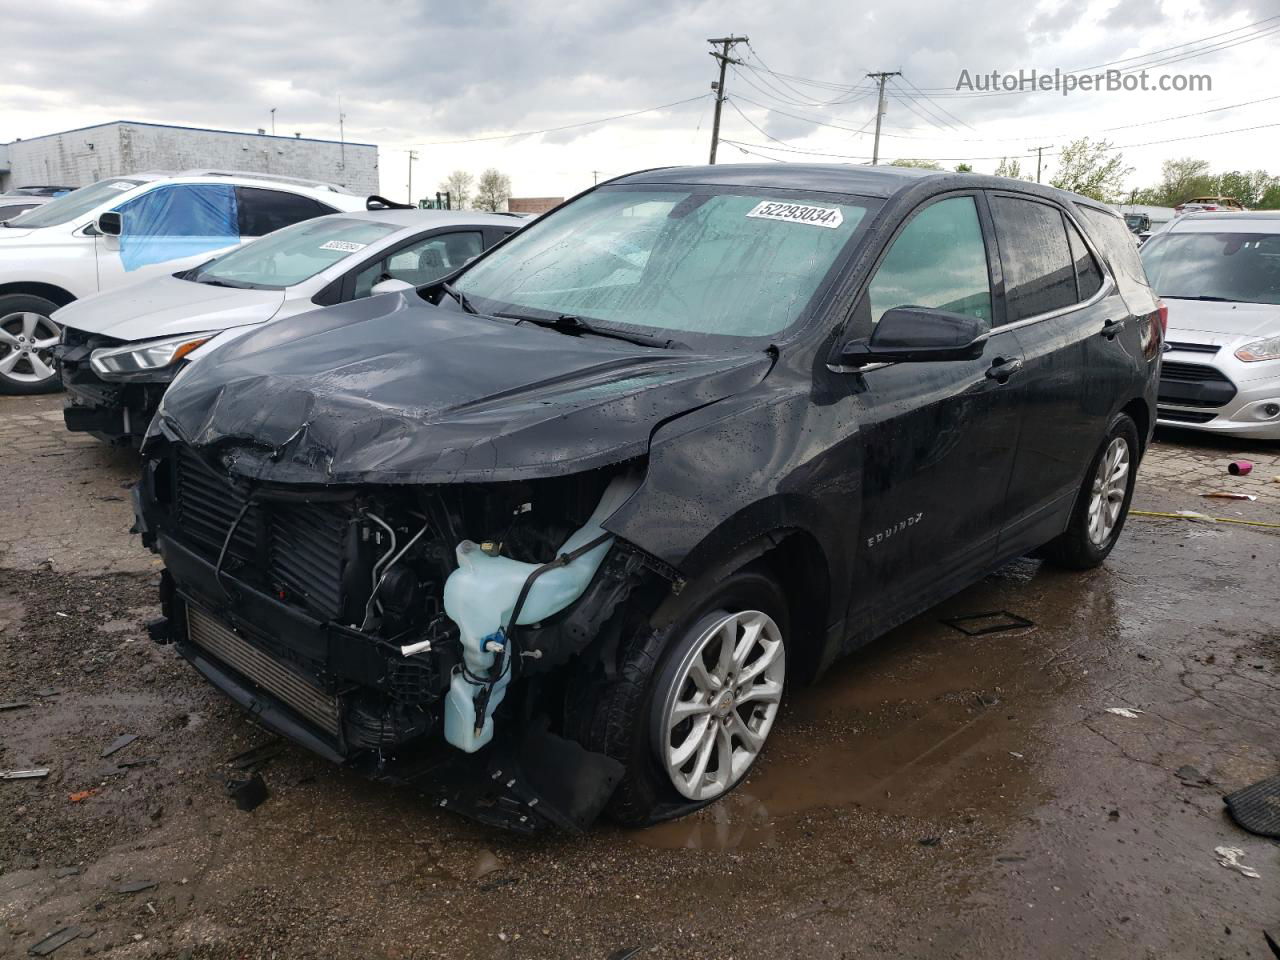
{"left": 867, "top": 195, "right": 992, "bottom": 327}
{"left": 1064, "top": 217, "right": 1104, "bottom": 301}
{"left": 1079, "top": 206, "right": 1157, "bottom": 311}
{"left": 989, "top": 196, "right": 1076, "bottom": 322}
{"left": 352, "top": 231, "right": 485, "bottom": 299}
{"left": 112, "top": 183, "right": 239, "bottom": 272}
{"left": 235, "top": 187, "right": 334, "bottom": 237}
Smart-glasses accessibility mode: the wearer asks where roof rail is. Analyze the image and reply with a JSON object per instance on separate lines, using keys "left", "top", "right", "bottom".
{"left": 175, "top": 169, "right": 353, "bottom": 193}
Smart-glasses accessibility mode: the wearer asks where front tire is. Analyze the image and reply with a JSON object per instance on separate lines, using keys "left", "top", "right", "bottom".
{"left": 0, "top": 295, "right": 63, "bottom": 395}
{"left": 575, "top": 568, "right": 790, "bottom": 826}
{"left": 1039, "top": 413, "right": 1139, "bottom": 570}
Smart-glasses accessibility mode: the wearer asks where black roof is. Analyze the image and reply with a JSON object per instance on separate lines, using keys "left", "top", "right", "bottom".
{"left": 612, "top": 163, "right": 1109, "bottom": 211}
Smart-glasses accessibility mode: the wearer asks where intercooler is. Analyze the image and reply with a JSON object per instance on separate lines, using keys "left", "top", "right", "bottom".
{"left": 186, "top": 605, "right": 341, "bottom": 736}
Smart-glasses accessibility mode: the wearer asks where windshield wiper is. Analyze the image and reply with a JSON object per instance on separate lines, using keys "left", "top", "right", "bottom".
{"left": 441, "top": 282, "right": 478, "bottom": 315}
{"left": 498, "top": 312, "right": 678, "bottom": 349}
{"left": 1165, "top": 295, "right": 1246, "bottom": 303}
{"left": 196, "top": 278, "right": 248, "bottom": 289}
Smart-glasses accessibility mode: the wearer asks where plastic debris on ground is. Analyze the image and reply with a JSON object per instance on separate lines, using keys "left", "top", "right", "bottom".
{"left": 1227, "top": 459, "right": 1253, "bottom": 476}
{"left": 1105, "top": 707, "right": 1144, "bottom": 719}
{"left": 27, "top": 925, "right": 87, "bottom": 957}
{"left": 1224, "top": 775, "right": 1280, "bottom": 838}
{"left": 226, "top": 772, "right": 269, "bottom": 811}
{"left": 1, "top": 768, "right": 50, "bottom": 780}
{"left": 940, "top": 611, "right": 1035, "bottom": 636}
{"left": 100, "top": 733, "right": 139, "bottom": 758}
{"left": 1201, "top": 492, "right": 1257, "bottom": 501}
{"left": 1214, "top": 845, "right": 1261, "bottom": 879}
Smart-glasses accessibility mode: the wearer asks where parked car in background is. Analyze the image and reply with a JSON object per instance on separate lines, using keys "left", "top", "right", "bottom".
{"left": 1118, "top": 204, "right": 1176, "bottom": 246}
{"left": 0, "top": 170, "right": 373, "bottom": 394}
{"left": 134, "top": 164, "right": 1161, "bottom": 831}
{"left": 1176, "top": 196, "right": 1246, "bottom": 213}
{"left": 0, "top": 195, "right": 50, "bottom": 223}
{"left": 55, "top": 209, "right": 523, "bottom": 444}
{"left": 4, "top": 185, "right": 76, "bottom": 197}
{"left": 1141, "top": 211, "right": 1280, "bottom": 439}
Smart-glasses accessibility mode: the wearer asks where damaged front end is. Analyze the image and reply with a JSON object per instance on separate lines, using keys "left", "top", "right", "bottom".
{"left": 136, "top": 437, "right": 668, "bottom": 831}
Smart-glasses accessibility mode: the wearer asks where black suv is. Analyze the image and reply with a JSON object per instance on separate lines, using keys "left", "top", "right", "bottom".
{"left": 134, "top": 165, "right": 1162, "bottom": 830}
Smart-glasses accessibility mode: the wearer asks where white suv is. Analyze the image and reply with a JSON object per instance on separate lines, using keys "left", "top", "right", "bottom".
{"left": 0, "top": 170, "right": 370, "bottom": 394}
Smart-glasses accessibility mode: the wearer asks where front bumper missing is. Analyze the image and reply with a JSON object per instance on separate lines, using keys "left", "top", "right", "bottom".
{"left": 155, "top": 533, "right": 624, "bottom": 832}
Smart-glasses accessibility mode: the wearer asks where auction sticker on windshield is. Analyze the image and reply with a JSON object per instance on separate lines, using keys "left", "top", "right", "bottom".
{"left": 319, "top": 240, "right": 368, "bottom": 253}
{"left": 747, "top": 201, "right": 845, "bottom": 229}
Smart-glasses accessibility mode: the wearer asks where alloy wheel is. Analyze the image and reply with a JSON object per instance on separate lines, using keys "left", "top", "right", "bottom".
{"left": 655, "top": 609, "right": 785, "bottom": 801}
{"left": 0, "top": 312, "right": 61, "bottom": 385}
{"left": 1087, "top": 436, "right": 1130, "bottom": 546}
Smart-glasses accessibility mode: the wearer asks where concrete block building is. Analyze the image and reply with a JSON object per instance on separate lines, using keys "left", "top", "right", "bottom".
{"left": 1, "top": 121, "right": 379, "bottom": 195}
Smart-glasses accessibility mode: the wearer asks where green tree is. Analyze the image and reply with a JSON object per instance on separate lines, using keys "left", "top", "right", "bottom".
{"left": 473, "top": 168, "right": 512, "bottom": 212}
{"left": 1259, "top": 183, "right": 1280, "bottom": 210}
{"left": 994, "top": 157, "right": 1030, "bottom": 181}
{"left": 439, "top": 170, "right": 474, "bottom": 209}
{"left": 1218, "top": 169, "right": 1275, "bottom": 208}
{"left": 1048, "top": 138, "right": 1133, "bottom": 202}
{"left": 954, "top": 162, "right": 974, "bottom": 173}
{"left": 889, "top": 158, "right": 944, "bottom": 170}
{"left": 1153, "top": 157, "right": 1217, "bottom": 206}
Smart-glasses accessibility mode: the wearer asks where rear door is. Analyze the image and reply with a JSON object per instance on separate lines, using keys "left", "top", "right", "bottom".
{"left": 234, "top": 187, "right": 336, "bottom": 239}
{"left": 986, "top": 192, "right": 1137, "bottom": 556}
{"left": 844, "top": 192, "right": 1025, "bottom": 629}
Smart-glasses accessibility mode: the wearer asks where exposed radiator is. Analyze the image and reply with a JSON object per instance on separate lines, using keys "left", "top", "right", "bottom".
{"left": 187, "top": 605, "right": 340, "bottom": 736}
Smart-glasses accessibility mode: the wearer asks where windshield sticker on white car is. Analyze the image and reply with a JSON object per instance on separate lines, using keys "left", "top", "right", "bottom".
{"left": 108, "top": 181, "right": 135, "bottom": 191}
{"left": 319, "top": 240, "right": 368, "bottom": 253}
{"left": 746, "top": 201, "right": 844, "bottom": 229}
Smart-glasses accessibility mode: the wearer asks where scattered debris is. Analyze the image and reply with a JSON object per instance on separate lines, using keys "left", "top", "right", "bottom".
{"left": 1131, "top": 509, "right": 1280, "bottom": 530}
{"left": 1175, "top": 765, "right": 1212, "bottom": 787}
{"left": 54, "top": 611, "right": 69, "bottom": 618}
{"left": 607, "top": 949, "right": 643, "bottom": 960}
{"left": 1215, "top": 845, "right": 1261, "bottom": 879}
{"left": 33, "top": 688, "right": 59, "bottom": 698}
{"left": 27, "top": 925, "right": 85, "bottom": 957}
{"left": 1264, "top": 929, "right": 1280, "bottom": 960}
{"left": 68, "top": 789, "right": 98, "bottom": 803}
{"left": 52, "top": 866, "right": 81, "bottom": 878}
{"left": 1009, "top": 751, "right": 1025, "bottom": 759}
{"left": 472, "top": 849, "right": 503, "bottom": 879}
{"left": 1227, "top": 459, "right": 1253, "bottom": 476}
{"left": 101, "top": 733, "right": 139, "bottom": 758}
{"left": 117, "top": 757, "right": 159, "bottom": 769}
{"left": 1224, "top": 775, "right": 1280, "bottom": 838}
{"left": 918, "top": 836, "right": 942, "bottom": 846}
{"left": 941, "top": 611, "right": 1035, "bottom": 636}
{"left": 226, "top": 773, "right": 269, "bottom": 812}
{"left": 116, "top": 880, "right": 158, "bottom": 894}
{"left": 226, "top": 741, "right": 285, "bottom": 771}
{"left": 0, "top": 701, "right": 31, "bottom": 711}
{"left": 1201, "top": 492, "right": 1257, "bottom": 501}
{"left": 1105, "top": 707, "right": 1144, "bottom": 719}
{"left": 1, "top": 768, "right": 51, "bottom": 780}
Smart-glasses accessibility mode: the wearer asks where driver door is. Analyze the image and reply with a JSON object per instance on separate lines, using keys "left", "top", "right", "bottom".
{"left": 843, "top": 193, "right": 1025, "bottom": 633}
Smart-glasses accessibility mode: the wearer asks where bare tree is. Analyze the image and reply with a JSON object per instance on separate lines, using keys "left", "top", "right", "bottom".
{"left": 473, "top": 168, "right": 512, "bottom": 212}
{"left": 439, "top": 170, "right": 474, "bottom": 210}
{"left": 994, "top": 157, "right": 1031, "bottom": 181}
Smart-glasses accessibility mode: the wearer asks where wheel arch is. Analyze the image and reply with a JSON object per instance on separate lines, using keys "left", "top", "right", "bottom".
{"left": 0, "top": 282, "right": 77, "bottom": 309}
{"left": 1119, "top": 396, "right": 1152, "bottom": 453}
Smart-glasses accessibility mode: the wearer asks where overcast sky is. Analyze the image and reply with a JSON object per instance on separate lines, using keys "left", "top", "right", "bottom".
{"left": 4, "top": 0, "right": 1278, "bottom": 202}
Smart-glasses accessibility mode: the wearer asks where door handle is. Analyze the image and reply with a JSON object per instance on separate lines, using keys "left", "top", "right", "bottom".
{"left": 985, "top": 357, "right": 1023, "bottom": 383}
{"left": 1101, "top": 318, "right": 1125, "bottom": 341}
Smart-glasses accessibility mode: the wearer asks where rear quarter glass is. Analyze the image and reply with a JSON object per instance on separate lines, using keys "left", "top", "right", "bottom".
{"left": 1077, "top": 206, "right": 1157, "bottom": 315}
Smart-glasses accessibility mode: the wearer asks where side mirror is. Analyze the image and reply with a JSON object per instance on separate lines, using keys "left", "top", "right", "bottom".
{"left": 95, "top": 211, "right": 123, "bottom": 237}
{"left": 370, "top": 277, "right": 415, "bottom": 296}
{"left": 838, "top": 306, "right": 988, "bottom": 365}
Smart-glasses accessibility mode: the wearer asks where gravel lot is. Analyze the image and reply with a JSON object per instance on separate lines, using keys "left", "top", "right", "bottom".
{"left": 2, "top": 393, "right": 1277, "bottom": 959}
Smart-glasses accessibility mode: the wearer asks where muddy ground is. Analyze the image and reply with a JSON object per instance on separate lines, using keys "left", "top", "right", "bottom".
{"left": 1, "top": 394, "right": 1278, "bottom": 960}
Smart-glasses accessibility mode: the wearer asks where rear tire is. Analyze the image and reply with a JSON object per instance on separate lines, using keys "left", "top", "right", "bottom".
{"left": 1039, "top": 413, "right": 1139, "bottom": 570}
{"left": 0, "top": 294, "right": 63, "bottom": 395}
{"left": 574, "top": 567, "right": 790, "bottom": 827}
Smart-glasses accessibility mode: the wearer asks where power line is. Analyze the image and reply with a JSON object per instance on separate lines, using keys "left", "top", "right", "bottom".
{"left": 897, "top": 73, "right": 977, "bottom": 131}
{"left": 413, "top": 94, "right": 711, "bottom": 146}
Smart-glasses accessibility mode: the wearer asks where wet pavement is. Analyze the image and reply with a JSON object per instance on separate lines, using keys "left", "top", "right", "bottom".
{"left": 2, "top": 393, "right": 1278, "bottom": 959}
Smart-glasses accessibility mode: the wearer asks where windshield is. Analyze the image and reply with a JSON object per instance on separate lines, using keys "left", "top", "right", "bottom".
{"left": 6, "top": 178, "right": 144, "bottom": 228}
{"left": 451, "top": 185, "right": 875, "bottom": 343}
{"left": 187, "top": 216, "right": 399, "bottom": 289}
{"left": 1141, "top": 231, "right": 1280, "bottom": 305}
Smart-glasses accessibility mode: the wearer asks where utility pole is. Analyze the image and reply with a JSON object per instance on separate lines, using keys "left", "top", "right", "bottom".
{"left": 866, "top": 71, "right": 901, "bottom": 165}
{"left": 338, "top": 96, "right": 346, "bottom": 169}
{"left": 707, "top": 35, "right": 748, "bottom": 164}
{"left": 592, "top": 170, "right": 601, "bottom": 185}
{"left": 1027, "top": 144, "right": 1052, "bottom": 183}
{"left": 270, "top": 107, "right": 276, "bottom": 136}
{"left": 406, "top": 150, "right": 419, "bottom": 205}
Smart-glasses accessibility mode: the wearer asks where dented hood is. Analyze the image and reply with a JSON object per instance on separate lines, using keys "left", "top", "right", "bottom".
{"left": 154, "top": 291, "right": 773, "bottom": 484}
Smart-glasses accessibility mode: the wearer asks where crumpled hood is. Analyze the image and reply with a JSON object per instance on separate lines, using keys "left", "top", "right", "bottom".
{"left": 55, "top": 274, "right": 286, "bottom": 341}
{"left": 154, "top": 292, "right": 773, "bottom": 484}
{"left": 1165, "top": 298, "right": 1280, "bottom": 341}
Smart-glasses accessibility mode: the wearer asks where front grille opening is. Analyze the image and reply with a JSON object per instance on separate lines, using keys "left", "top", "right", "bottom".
{"left": 1164, "top": 341, "right": 1220, "bottom": 355}
{"left": 1158, "top": 408, "right": 1217, "bottom": 424}
{"left": 1160, "top": 361, "right": 1234, "bottom": 384}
